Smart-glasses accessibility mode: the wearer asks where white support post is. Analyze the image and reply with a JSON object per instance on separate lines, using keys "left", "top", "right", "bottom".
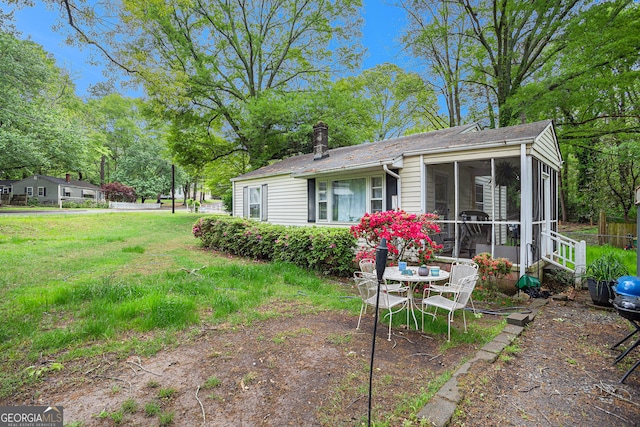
{"left": 574, "top": 240, "right": 587, "bottom": 288}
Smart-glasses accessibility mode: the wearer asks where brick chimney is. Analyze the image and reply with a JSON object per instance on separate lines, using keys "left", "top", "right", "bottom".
{"left": 313, "top": 121, "right": 329, "bottom": 160}
{"left": 65, "top": 173, "right": 71, "bottom": 183}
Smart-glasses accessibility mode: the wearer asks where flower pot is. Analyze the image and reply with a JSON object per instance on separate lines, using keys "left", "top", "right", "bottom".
{"left": 587, "top": 278, "right": 614, "bottom": 307}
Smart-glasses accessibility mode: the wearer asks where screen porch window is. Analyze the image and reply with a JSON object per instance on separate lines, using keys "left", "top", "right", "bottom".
{"left": 318, "top": 181, "right": 328, "bottom": 221}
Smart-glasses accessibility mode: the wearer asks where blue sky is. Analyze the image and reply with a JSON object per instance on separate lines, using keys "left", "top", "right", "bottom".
{"left": 5, "top": 1, "right": 410, "bottom": 98}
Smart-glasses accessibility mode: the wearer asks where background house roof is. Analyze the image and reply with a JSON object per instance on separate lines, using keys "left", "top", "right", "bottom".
{"left": 233, "top": 120, "right": 554, "bottom": 181}
{"left": 29, "top": 175, "right": 103, "bottom": 191}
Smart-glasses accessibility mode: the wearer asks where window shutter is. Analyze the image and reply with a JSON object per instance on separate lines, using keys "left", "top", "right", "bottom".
{"left": 261, "top": 184, "right": 268, "bottom": 221}
{"left": 307, "top": 179, "right": 316, "bottom": 223}
{"left": 44, "top": 187, "right": 47, "bottom": 197}
{"left": 242, "top": 186, "right": 248, "bottom": 218}
{"left": 385, "top": 171, "right": 398, "bottom": 210}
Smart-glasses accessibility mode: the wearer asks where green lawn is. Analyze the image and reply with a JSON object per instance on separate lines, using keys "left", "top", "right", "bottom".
{"left": 0, "top": 212, "right": 356, "bottom": 397}
{"left": 587, "top": 245, "right": 637, "bottom": 275}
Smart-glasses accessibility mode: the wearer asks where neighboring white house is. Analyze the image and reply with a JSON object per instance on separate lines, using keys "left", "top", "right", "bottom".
{"left": 12, "top": 174, "right": 104, "bottom": 205}
{"left": 231, "top": 120, "right": 586, "bottom": 277}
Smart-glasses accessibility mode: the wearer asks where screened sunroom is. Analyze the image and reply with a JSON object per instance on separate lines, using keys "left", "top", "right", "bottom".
{"left": 424, "top": 155, "right": 560, "bottom": 270}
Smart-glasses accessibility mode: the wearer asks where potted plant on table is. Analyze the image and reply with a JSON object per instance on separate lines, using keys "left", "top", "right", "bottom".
{"left": 586, "top": 251, "right": 629, "bottom": 306}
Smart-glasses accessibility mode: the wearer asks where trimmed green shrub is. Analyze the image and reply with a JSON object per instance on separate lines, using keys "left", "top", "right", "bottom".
{"left": 192, "top": 216, "right": 356, "bottom": 277}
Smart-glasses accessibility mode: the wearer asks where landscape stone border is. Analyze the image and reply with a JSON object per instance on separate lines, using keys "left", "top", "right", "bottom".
{"left": 417, "top": 298, "right": 548, "bottom": 426}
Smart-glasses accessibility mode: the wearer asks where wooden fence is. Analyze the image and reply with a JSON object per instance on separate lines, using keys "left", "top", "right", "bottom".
{"left": 598, "top": 211, "right": 636, "bottom": 248}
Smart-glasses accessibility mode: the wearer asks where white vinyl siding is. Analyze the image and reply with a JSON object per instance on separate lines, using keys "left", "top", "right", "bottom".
{"left": 399, "top": 155, "right": 422, "bottom": 212}
{"left": 532, "top": 124, "right": 562, "bottom": 170}
{"left": 234, "top": 175, "right": 308, "bottom": 225}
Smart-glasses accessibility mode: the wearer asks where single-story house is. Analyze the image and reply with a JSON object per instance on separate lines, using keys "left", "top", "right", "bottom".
{"left": 230, "top": 120, "right": 586, "bottom": 278}
{"left": 0, "top": 180, "right": 16, "bottom": 194}
{"left": 12, "top": 174, "right": 104, "bottom": 205}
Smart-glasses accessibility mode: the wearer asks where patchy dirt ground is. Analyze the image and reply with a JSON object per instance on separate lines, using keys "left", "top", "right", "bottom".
{"left": 3, "top": 291, "right": 640, "bottom": 426}
{"left": 453, "top": 290, "right": 640, "bottom": 427}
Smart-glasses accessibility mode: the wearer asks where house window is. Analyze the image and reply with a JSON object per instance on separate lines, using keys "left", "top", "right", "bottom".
{"left": 249, "top": 186, "right": 261, "bottom": 219}
{"left": 313, "top": 177, "right": 380, "bottom": 223}
{"left": 26, "top": 187, "right": 33, "bottom": 196}
{"left": 332, "top": 178, "right": 366, "bottom": 222}
{"left": 370, "top": 176, "right": 383, "bottom": 213}
{"left": 318, "top": 181, "right": 328, "bottom": 221}
{"left": 63, "top": 187, "right": 71, "bottom": 197}
{"left": 243, "top": 184, "right": 268, "bottom": 220}
{"left": 37, "top": 187, "right": 46, "bottom": 197}
{"left": 475, "top": 182, "right": 484, "bottom": 211}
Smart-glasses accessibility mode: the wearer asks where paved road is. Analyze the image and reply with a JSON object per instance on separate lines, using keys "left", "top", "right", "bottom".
{"left": 0, "top": 204, "right": 227, "bottom": 216}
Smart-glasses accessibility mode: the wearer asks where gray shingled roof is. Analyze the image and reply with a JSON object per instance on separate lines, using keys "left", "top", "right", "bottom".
{"left": 233, "top": 120, "right": 553, "bottom": 181}
{"left": 39, "top": 175, "right": 102, "bottom": 190}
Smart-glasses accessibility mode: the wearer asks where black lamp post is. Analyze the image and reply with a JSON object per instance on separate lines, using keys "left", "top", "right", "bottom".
{"left": 367, "top": 238, "right": 388, "bottom": 426}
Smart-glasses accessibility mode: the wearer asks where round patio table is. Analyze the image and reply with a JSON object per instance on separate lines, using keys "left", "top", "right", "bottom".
{"left": 383, "top": 266, "right": 450, "bottom": 331}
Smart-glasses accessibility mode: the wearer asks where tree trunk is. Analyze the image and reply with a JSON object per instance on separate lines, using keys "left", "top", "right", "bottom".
{"left": 100, "top": 155, "right": 105, "bottom": 186}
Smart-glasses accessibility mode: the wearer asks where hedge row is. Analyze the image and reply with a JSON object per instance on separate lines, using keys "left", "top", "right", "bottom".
{"left": 192, "top": 216, "right": 357, "bottom": 277}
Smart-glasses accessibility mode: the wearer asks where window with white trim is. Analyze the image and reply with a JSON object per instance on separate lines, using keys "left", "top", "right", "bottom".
{"left": 474, "top": 181, "right": 484, "bottom": 211}
{"left": 313, "top": 176, "right": 386, "bottom": 224}
{"left": 37, "top": 187, "right": 46, "bottom": 197}
{"left": 26, "top": 187, "right": 33, "bottom": 196}
{"left": 249, "top": 186, "right": 261, "bottom": 219}
{"left": 370, "top": 176, "right": 383, "bottom": 213}
{"left": 317, "top": 181, "right": 328, "bottom": 221}
{"left": 332, "top": 178, "right": 366, "bottom": 222}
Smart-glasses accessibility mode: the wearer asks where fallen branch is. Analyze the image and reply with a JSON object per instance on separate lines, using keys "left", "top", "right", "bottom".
{"left": 595, "top": 383, "right": 640, "bottom": 408}
{"left": 429, "top": 353, "right": 443, "bottom": 362}
{"left": 411, "top": 352, "right": 436, "bottom": 358}
{"left": 346, "top": 395, "right": 364, "bottom": 410}
{"left": 518, "top": 384, "right": 541, "bottom": 393}
{"left": 392, "top": 332, "right": 415, "bottom": 344}
{"left": 126, "top": 358, "right": 162, "bottom": 376}
{"left": 195, "top": 385, "right": 206, "bottom": 425}
{"left": 84, "top": 364, "right": 100, "bottom": 375}
{"left": 538, "top": 408, "right": 553, "bottom": 426}
{"left": 594, "top": 405, "right": 631, "bottom": 424}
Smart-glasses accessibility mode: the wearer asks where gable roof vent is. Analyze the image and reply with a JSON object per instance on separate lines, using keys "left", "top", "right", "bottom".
{"left": 313, "top": 121, "right": 329, "bottom": 160}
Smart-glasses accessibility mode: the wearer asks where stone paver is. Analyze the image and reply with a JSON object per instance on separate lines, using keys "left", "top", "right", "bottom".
{"left": 417, "top": 300, "right": 548, "bottom": 426}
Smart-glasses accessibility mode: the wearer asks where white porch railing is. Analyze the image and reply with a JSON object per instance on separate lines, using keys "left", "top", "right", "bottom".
{"left": 541, "top": 230, "right": 587, "bottom": 283}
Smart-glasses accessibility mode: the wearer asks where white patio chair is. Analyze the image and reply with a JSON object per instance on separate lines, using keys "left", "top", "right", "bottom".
{"left": 355, "top": 274, "right": 410, "bottom": 341}
{"left": 421, "top": 273, "right": 478, "bottom": 342}
{"left": 358, "top": 259, "right": 405, "bottom": 294}
{"left": 425, "top": 261, "right": 478, "bottom": 313}
{"left": 359, "top": 258, "right": 375, "bottom": 274}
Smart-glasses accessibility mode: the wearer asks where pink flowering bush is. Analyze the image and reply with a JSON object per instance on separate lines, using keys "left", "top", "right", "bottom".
{"left": 472, "top": 252, "right": 513, "bottom": 288}
{"left": 350, "top": 210, "right": 442, "bottom": 265}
